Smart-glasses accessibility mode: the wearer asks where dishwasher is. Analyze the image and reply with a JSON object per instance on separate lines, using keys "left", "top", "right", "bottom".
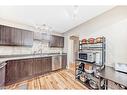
{"left": 0, "top": 62, "right": 7, "bottom": 88}
{"left": 52, "top": 55, "right": 62, "bottom": 71}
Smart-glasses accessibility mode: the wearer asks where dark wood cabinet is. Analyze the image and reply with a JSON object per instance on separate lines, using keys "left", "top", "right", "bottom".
{"left": 32, "top": 57, "right": 52, "bottom": 75}
{"left": 33, "top": 58, "right": 42, "bottom": 75}
{"left": 5, "top": 57, "right": 52, "bottom": 86}
{"left": 49, "top": 35, "right": 64, "bottom": 48}
{"left": 18, "top": 59, "right": 33, "bottom": 78}
{"left": 44, "top": 57, "right": 52, "bottom": 73}
{"left": 62, "top": 55, "right": 67, "bottom": 69}
{"left": 5, "top": 60, "right": 19, "bottom": 84}
{"left": 11, "top": 28, "right": 22, "bottom": 45}
{"left": 0, "top": 25, "right": 33, "bottom": 46}
{"left": 59, "top": 36, "right": 64, "bottom": 47}
{"left": 0, "top": 25, "right": 11, "bottom": 45}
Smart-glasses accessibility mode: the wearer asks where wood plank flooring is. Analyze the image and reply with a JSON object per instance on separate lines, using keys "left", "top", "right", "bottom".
{"left": 5, "top": 69, "right": 88, "bottom": 90}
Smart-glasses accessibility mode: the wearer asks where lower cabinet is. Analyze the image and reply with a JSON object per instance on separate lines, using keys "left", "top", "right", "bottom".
{"left": 5, "top": 57, "right": 52, "bottom": 86}
{"left": 5, "top": 60, "right": 20, "bottom": 84}
{"left": 32, "top": 57, "right": 52, "bottom": 75}
{"left": 5, "top": 55, "right": 66, "bottom": 86}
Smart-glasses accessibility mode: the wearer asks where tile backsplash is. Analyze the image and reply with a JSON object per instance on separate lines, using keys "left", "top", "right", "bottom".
{"left": 0, "top": 40, "right": 62, "bottom": 55}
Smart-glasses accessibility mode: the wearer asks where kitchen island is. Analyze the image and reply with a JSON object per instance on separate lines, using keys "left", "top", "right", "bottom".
{"left": 0, "top": 53, "right": 67, "bottom": 86}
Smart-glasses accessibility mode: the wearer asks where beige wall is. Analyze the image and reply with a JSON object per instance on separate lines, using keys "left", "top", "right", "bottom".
{"left": 63, "top": 6, "right": 127, "bottom": 67}
{"left": 0, "top": 18, "right": 63, "bottom": 55}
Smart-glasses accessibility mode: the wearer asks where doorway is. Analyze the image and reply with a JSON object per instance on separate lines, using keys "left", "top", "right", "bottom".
{"left": 69, "top": 36, "right": 79, "bottom": 71}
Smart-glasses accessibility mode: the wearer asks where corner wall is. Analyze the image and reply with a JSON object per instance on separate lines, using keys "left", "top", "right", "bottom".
{"left": 63, "top": 6, "right": 127, "bottom": 67}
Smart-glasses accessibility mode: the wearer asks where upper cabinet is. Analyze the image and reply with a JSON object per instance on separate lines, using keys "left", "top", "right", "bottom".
{"left": 0, "top": 25, "right": 11, "bottom": 45}
{"left": 49, "top": 35, "right": 64, "bottom": 48}
{"left": 11, "top": 28, "right": 22, "bottom": 46}
{"left": 34, "top": 32, "right": 64, "bottom": 48}
{"left": 0, "top": 25, "right": 33, "bottom": 47}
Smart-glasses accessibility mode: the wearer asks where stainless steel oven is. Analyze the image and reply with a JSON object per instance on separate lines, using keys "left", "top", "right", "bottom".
{"left": 0, "top": 62, "right": 7, "bottom": 88}
{"left": 52, "top": 55, "right": 62, "bottom": 71}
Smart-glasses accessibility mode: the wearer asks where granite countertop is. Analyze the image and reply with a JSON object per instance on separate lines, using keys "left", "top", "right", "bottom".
{"left": 0, "top": 53, "right": 67, "bottom": 63}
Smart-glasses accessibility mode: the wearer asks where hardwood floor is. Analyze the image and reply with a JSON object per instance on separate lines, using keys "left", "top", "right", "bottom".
{"left": 5, "top": 69, "right": 88, "bottom": 90}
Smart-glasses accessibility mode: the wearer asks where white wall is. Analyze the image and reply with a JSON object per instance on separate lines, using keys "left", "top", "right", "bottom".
{"left": 0, "top": 18, "right": 63, "bottom": 55}
{"left": 63, "top": 6, "right": 127, "bottom": 67}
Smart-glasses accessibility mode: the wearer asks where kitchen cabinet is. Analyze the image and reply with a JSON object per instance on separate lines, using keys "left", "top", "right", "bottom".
{"left": 18, "top": 59, "right": 33, "bottom": 78}
{"left": 5, "top": 59, "right": 32, "bottom": 85}
{"left": 31, "top": 57, "right": 52, "bottom": 75}
{"left": 62, "top": 55, "right": 67, "bottom": 69}
{"left": 0, "top": 25, "right": 11, "bottom": 45}
{"left": 11, "top": 28, "right": 22, "bottom": 45}
{"left": 59, "top": 36, "right": 64, "bottom": 47}
{"left": 49, "top": 35, "right": 64, "bottom": 48}
{"left": 0, "top": 25, "right": 33, "bottom": 46}
{"left": 5, "top": 57, "right": 52, "bottom": 86}
{"left": 43, "top": 57, "right": 52, "bottom": 73}
{"left": 32, "top": 58, "right": 44, "bottom": 75}
{"left": 5, "top": 60, "right": 20, "bottom": 84}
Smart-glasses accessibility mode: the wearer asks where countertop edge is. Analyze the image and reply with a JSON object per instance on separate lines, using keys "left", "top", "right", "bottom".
{"left": 0, "top": 53, "right": 67, "bottom": 64}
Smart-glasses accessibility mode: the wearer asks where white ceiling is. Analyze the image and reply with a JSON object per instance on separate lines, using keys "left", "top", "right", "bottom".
{"left": 0, "top": 6, "right": 114, "bottom": 33}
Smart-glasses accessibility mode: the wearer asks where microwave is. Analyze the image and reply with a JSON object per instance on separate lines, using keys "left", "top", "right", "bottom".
{"left": 78, "top": 52, "right": 95, "bottom": 63}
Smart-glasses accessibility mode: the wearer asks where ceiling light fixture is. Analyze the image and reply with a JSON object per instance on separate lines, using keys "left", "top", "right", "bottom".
{"left": 34, "top": 24, "right": 52, "bottom": 41}
{"left": 35, "top": 24, "right": 52, "bottom": 34}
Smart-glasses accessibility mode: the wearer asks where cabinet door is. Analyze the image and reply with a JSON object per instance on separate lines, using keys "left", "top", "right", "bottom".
{"left": 0, "top": 26, "right": 5, "bottom": 45}
{"left": 0, "top": 25, "right": 2, "bottom": 44}
{"left": 0, "top": 25, "right": 11, "bottom": 45}
{"left": 32, "top": 57, "right": 52, "bottom": 75}
{"left": 5, "top": 26, "right": 11, "bottom": 45}
{"left": 35, "top": 58, "right": 43, "bottom": 75}
{"left": 11, "top": 28, "right": 22, "bottom": 45}
{"left": 49, "top": 35, "right": 64, "bottom": 48}
{"left": 49, "top": 35, "right": 56, "bottom": 47}
{"left": 59, "top": 37, "right": 64, "bottom": 48}
{"left": 18, "top": 59, "right": 32, "bottom": 78}
{"left": 62, "top": 55, "right": 67, "bottom": 69}
{"left": 44, "top": 57, "right": 52, "bottom": 73}
{"left": 5, "top": 60, "right": 19, "bottom": 85}
{"left": 32, "top": 58, "right": 43, "bottom": 75}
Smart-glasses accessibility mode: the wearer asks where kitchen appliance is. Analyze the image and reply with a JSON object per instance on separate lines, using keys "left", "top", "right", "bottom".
{"left": 0, "top": 62, "right": 7, "bottom": 88}
{"left": 115, "top": 63, "right": 127, "bottom": 73}
{"left": 78, "top": 52, "right": 95, "bottom": 63}
{"left": 52, "top": 55, "right": 62, "bottom": 71}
